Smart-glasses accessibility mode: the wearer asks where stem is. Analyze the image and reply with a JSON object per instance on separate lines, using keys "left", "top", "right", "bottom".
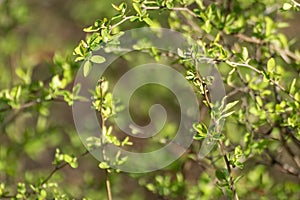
{"left": 234, "top": 33, "right": 300, "bottom": 62}
{"left": 41, "top": 150, "right": 89, "bottom": 185}
{"left": 98, "top": 79, "right": 108, "bottom": 161}
{"left": 225, "top": 60, "right": 263, "bottom": 74}
{"left": 105, "top": 170, "right": 113, "bottom": 200}
{"left": 193, "top": 55, "right": 239, "bottom": 200}
{"left": 142, "top": 5, "right": 198, "bottom": 18}
{"left": 98, "top": 80, "right": 113, "bottom": 200}
{"left": 291, "top": 0, "right": 300, "bottom": 7}
{"left": 109, "top": 16, "right": 134, "bottom": 34}
{"left": 219, "top": 141, "right": 239, "bottom": 200}
{"left": 225, "top": 60, "right": 300, "bottom": 104}
{"left": 0, "top": 150, "right": 90, "bottom": 199}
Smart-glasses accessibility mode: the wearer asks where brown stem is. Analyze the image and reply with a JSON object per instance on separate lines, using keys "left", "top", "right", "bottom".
{"left": 41, "top": 150, "right": 89, "bottom": 185}
{"left": 105, "top": 170, "right": 113, "bottom": 200}
{"left": 193, "top": 55, "right": 239, "bottom": 200}
{"left": 219, "top": 141, "right": 239, "bottom": 200}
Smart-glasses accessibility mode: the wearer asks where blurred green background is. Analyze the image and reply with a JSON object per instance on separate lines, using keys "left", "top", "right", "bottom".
{"left": 0, "top": 0, "right": 300, "bottom": 199}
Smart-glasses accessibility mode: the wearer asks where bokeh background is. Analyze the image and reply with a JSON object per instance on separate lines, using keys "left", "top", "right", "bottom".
{"left": 0, "top": 0, "right": 300, "bottom": 199}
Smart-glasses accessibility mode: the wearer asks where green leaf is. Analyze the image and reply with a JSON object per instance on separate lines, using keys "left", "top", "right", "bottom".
{"left": 220, "top": 111, "right": 235, "bottom": 119}
{"left": 133, "top": 3, "right": 142, "bottom": 15}
{"left": 166, "top": 1, "right": 174, "bottom": 9}
{"left": 193, "top": 123, "right": 208, "bottom": 140}
{"left": 222, "top": 100, "right": 239, "bottom": 114}
{"left": 83, "top": 60, "right": 92, "bottom": 77}
{"left": 121, "top": 136, "right": 133, "bottom": 146}
{"left": 177, "top": 48, "right": 185, "bottom": 58}
{"left": 90, "top": 55, "right": 106, "bottom": 64}
{"left": 143, "top": 17, "right": 154, "bottom": 26}
{"left": 39, "top": 189, "right": 47, "bottom": 199}
{"left": 282, "top": 3, "right": 293, "bottom": 11}
{"left": 267, "top": 58, "right": 275, "bottom": 73}
{"left": 202, "top": 20, "right": 212, "bottom": 33}
{"left": 75, "top": 56, "right": 84, "bottom": 62}
{"left": 112, "top": 3, "right": 121, "bottom": 11}
{"left": 0, "top": 183, "right": 4, "bottom": 196}
{"left": 69, "top": 158, "right": 78, "bottom": 169}
{"left": 99, "top": 162, "right": 110, "bottom": 169}
{"left": 265, "top": 17, "right": 274, "bottom": 36}
{"left": 83, "top": 26, "right": 100, "bottom": 32}
{"left": 289, "top": 78, "right": 296, "bottom": 95}
{"left": 50, "top": 75, "right": 65, "bottom": 90}
{"left": 215, "top": 169, "right": 228, "bottom": 181}
{"left": 146, "top": 183, "right": 156, "bottom": 192}
{"left": 234, "top": 175, "right": 244, "bottom": 183}
{"left": 255, "top": 96, "right": 263, "bottom": 107}
{"left": 63, "top": 154, "right": 73, "bottom": 163}
{"left": 242, "top": 47, "right": 248, "bottom": 61}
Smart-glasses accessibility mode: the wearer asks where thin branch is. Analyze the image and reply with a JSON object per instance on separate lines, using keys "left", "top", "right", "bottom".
{"left": 0, "top": 150, "right": 90, "bottom": 199}
{"left": 109, "top": 16, "right": 134, "bottom": 34}
{"left": 266, "top": 150, "right": 300, "bottom": 178}
{"left": 142, "top": 5, "right": 198, "bottom": 18}
{"left": 279, "top": 128, "right": 300, "bottom": 169}
{"left": 105, "top": 171, "right": 113, "bottom": 200}
{"left": 41, "top": 150, "right": 89, "bottom": 185}
{"left": 291, "top": 0, "right": 300, "bottom": 7}
{"left": 225, "top": 60, "right": 264, "bottom": 74}
{"left": 193, "top": 55, "right": 239, "bottom": 199}
{"left": 218, "top": 141, "right": 239, "bottom": 200}
{"left": 98, "top": 79, "right": 113, "bottom": 200}
{"left": 225, "top": 60, "right": 300, "bottom": 104}
{"left": 234, "top": 33, "right": 300, "bottom": 63}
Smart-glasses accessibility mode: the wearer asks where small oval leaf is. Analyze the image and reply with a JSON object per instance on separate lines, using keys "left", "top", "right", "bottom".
{"left": 90, "top": 55, "right": 106, "bottom": 64}
{"left": 267, "top": 58, "right": 275, "bottom": 73}
{"left": 83, "top": 60, "right": 92, "bottom": 77}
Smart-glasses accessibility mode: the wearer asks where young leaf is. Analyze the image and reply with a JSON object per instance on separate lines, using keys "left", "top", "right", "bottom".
{"left": 75, "top": 56, "right": 84, "bottom": 62}
{"left": 282, "top": 3, "right": 293, "bottom": 11}
{"left": 289, "top": 78, "right": 296, "bottom": 95}
{"left": 99, "top": 162, "right": 110, "bottom": 169}
{"left": 63, "top": 154, "right": 73, "bottom": 163}
{"left": 215, "top": 169, "right": 228, "bottom": 181}
{"left": 222, "top": 100, "right": 239, "bottom": 114}
{"left": 177, "top": 48, "right": 185, "bottom": 58}
{"left": 112, "top": 3, "right": 121, "bottom": 11}
{"left": 90, "top": 55, "right": 106, "bottom": 64}
{"left": 83, "top": 60, "right": 92, "bottom": 77}
{"left": 133, "top": 3, "right": 142, "bottom": 15}
{"left": 242, "top": 47, "right": 248, "bottom": 61}
{"left": 143, "top": 17, "right": 154, "bottom": 26}
{"left": 267, "top": 58, "right": 275, "bottom": 73}
{"left": 220, "top": 111, "right": 235, "bottom": 119}
{"left": 255, "top": 96, "right": 263, "bottom": 107}
{"left": 193, "top": 123, "right": 208, "bottom": 140}
{"left": 166, "top": 1, "right": 174, "bottom": 9}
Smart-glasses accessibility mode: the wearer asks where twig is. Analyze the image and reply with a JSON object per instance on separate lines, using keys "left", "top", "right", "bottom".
{"left": 105, "top": 171, "right": 113, "bottom": 200}
{"left": 41, "top": 150, "right": 89, "bottom": 185}
{"left": 193, "top": 55, "right": 239, "bottom": 199}
{"left": 219, "top": 141, "right": 239, "bottom": 200}
{"left": 279, "top": 128, "right": 300, "bottom": 169}
{"left": 98, "top": 79, "right": 113, "bottom": 200}
{"left": 142, "top": 5, "right": 198, "bottom": 18}
{"left": 266, "top": 150, "right": 300, "bottom": 178}
{"left": 234, "top": 33, "right": 300, "bottom": 63}
{"left": 0, "top": 150, "right": 90, "bottom": 199}
{"left": 225, "top": 60, "right": 300, "bottom": 104}
{"left": 109, "top": 16, "right": 134, "bottom": 34}
{"left": 225, "top": 60, "right": 264, "bottom": 74}
{"left": 291, "top": 0, "right": 300, "bottom": 7}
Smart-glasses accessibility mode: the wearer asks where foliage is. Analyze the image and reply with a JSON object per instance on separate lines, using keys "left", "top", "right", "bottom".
{"left": 1, "top": 0, "right": 300, "bottom": 199}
